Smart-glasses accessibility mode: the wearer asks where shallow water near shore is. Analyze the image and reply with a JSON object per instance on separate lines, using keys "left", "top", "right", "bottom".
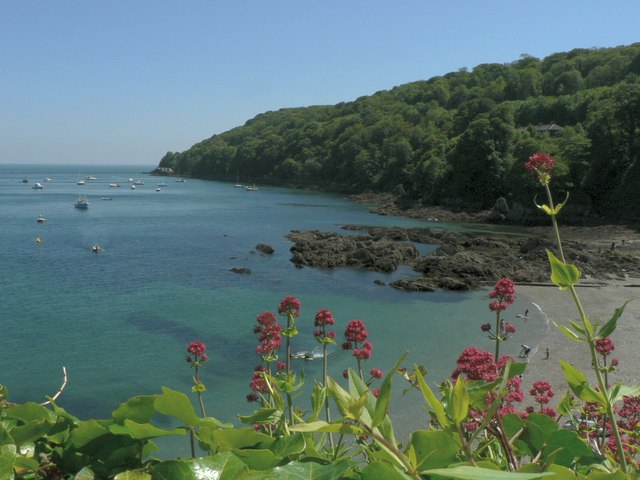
{"left": 0, "top": 164, "right": 547, "bottom": 455}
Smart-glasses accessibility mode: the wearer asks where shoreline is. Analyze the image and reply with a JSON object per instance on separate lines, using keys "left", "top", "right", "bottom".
{"left": 518, "top": 279, "right": 640, "bottom": 410}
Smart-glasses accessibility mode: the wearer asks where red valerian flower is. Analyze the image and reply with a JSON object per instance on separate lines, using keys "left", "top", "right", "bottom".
{"left": 371, "top": 388, "right": 380, "bottom": 398}
{"left": 370, "top": 368, "right": 383, "bottom": 379}
{"left": 344, "top": 319, "right": 368, "bottom": 343}
{"left": 278, "top": 296, "right": 301, "bottom": 317}
{"left": 595, "top": 337, "right": 615, "bottom": 357}
{"left": 313, "top": 309, "right": 336, "bottom": 342}
{"left": 481, "top": 323, "right": 491, "bottom": 332}
{"left": 254, "top": 311, "right": 282, "bottom": 358}
{"left": 505, "top": 323, "right": 517, "bottom": 334}
{"left": 246, "top": 393, "right": 259, "bottom": 403}
{"left": 525, "top": 152, "right": 556, "bottom": 185}
{"left": 530, "top": 380, "right": 555, "bottom": 411}
{"left": 489, "top": 278, "right": 516, "bottom": 312}
{"left": 525, "top": 152, "right": 555, "bottom": 174}
{"left": 186, "top": 341, "right": 208, "bottom": 364}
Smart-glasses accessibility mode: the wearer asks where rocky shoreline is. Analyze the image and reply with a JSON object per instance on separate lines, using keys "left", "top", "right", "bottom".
{"left": 285, "top": 194, "right": 640, "bottom": 292}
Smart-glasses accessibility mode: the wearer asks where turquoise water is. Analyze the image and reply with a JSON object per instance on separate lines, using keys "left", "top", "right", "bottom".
{"left": 0, "top": 164, "right": 545, "bottom": 450}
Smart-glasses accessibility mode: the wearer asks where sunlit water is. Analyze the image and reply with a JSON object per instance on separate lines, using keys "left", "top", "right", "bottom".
{"left": 0, "top": 164, "right": 546, "bottom": 454}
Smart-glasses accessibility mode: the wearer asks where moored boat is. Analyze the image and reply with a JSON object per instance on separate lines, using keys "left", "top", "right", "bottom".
{"left": 74, "top": 195, "right": 89, "bottom": 209}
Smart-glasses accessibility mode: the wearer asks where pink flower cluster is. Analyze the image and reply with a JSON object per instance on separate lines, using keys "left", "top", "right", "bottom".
{"left": 452, "top": 347, "right": 512, "bottom": 382}
{"left": 489, "top": 278, "right": 516, "bottom": 312}
{"left": 186, "top": 341, "right": 208, "bottom": 364}
{"left": 525, "top": 152, "right": 555, "bottom": 174}
{"left": 249, "top": 365, "right": 269, "bottom": 395}
{"left": 342, "top": 319, "right": 372, "bottom": 360}
{"left": 595, "top": 337, "right": 615, "bottom": 357}
{"left": 278, "top": 296, "right": 301, "bottom": 317}
{"left": 253, "top": 311, "right": 282, "bottom": 357}
{"left": 313, "top": 309, "right": 336, "bottom": 341}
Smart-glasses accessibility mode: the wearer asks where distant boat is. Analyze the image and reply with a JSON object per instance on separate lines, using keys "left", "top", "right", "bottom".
{"left": 234, "top": 183, "right": 244, "bottom": 188}
{"left": 91, "top": 245, "right": 102, "bottom": 253}
{"left": 175, "top": 178, "right": 186, "bottom": 182}
{"left": 45, "top": 177, "right": 52, "bottom": 182}
{"left": 37, "top": 215, "right": 46, "bottom": 223}
{"left": 131, "top": 185, "right": 136, "bottom": 190}
{"left": 245, "top": 184, "right": 259, "bottom": 191}
{"left": 32, "top": 182, "right": 43, "bottom": 190}
{"left": 156, "top": 183, "right": 167, "bottom": 187}
{"left": 86, "top": 175, "right": 97, "bottom": 180}
{"left": 74, "top": 195, "right": 89, "bottom": 209}
{"left": 109, "top": 183, "right": 120, "bottom": 188}
{"left": 77, "top": 179, "right": 85, "bottom": 186}
{"left": 22, "top": 178, "right": 28, "bottom": 183}
{"left": 133, "top": 179, "right": 144, "bottom": 185}
{"left": 101, "top": 197, "right": 112, "bottom": 201}
{"left": 155, "top": 187, "right": 161, "bottom": 192}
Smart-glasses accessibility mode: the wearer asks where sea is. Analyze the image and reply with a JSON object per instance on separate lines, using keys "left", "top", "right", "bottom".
{"left": 0, "top": 164, "right": 547, "bottom": 453}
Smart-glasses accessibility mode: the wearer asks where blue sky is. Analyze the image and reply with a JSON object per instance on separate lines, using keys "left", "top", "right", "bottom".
{"left": 2, "top": 1, "right": 639, "bottom": 166}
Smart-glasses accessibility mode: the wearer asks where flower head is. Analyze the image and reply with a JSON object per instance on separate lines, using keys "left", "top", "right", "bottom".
{"left": 525, "top": 153, "right": 556, "bottom": 185}
{"left": 278, "top": 296, "right": 301, "bottom": 317}
{"left": 489, "top": 278, "right": 515, "bottom": 312}
{"left": 186, "top": 341, "right": 208, "bottom": 364}
{"left": 595, "top": 337, "right": 615, "bottom": 357}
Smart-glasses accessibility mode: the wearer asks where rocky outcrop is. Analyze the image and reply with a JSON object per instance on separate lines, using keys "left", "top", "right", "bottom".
{"left": 286, "top": 230, "right": 418, "bottom": 272}
{"left": 255, "top": 243, "right": 274, "bottom": 254}
{"left": 285, "top": 225, "right": 640, "bottom": 292}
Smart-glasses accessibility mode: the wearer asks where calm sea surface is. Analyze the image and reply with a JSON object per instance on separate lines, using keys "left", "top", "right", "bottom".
{"left": 0, "top": 164, "right": 545, "bottom": 450}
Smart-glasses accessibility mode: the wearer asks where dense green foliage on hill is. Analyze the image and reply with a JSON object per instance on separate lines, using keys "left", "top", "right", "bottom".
{"left": 158, "top": 43, "right": 640, "bottom": 219}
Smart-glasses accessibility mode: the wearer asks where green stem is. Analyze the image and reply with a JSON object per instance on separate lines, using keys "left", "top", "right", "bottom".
{"left": 363, "top": 424, "right": 422, "bottom": 479}
{"left": 285, "top": 314, "right": 294, "bottom": 424}
{"left": 545, "top": 182, "right": 627, "bottom": 470}
{"left": 322, "top": 341, "right": 335, "bottom": 449}
{"left": 494, "top": 311, "right": 501, "bottom": 361}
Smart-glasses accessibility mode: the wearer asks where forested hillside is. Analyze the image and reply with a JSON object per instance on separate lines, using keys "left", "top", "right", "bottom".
{"left": 157, "top": 43, "right": 640, "bottom": 220}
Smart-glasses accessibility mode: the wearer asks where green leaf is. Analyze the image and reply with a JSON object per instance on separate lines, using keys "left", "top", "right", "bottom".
{"left": 310, "top": 383, "right": 326, "bottom": 421}
{"left": 289, "top": 420, "right": 363, "bottom": 435}
{"left": 559, "top": 361, "right": 606, "bottom": 404}
{"left": 154, "top": 387, "right": 200, "bottom": 427}
{"left": 556, "top": 392, "right": 576, "bottom": 418}
{"left": 362, "top": 461, "right": 414, "bottom": 480}
{"left": 611, "top": 383, "right": 640, "bottom": 402}
{"left": 450, "top": 376, "right": 469, "bottom": 425}
{"left": 149, "top": 452, "right": 249, "bottom": 480}
{"left": 414, "top": 367, "right": 450, "bottom": 428}
{"left": 371, "top": 367, "right": 393, "bottom": 429}
{"left": 9, "top": 419, "right": 54, "bottom": 446}
{"left": 4, "top": 402, "right": 56, "bottom": 423}
{"left": 547, "top": 250, "right": 580, "bottom": 290}
{"left": 113, "top": 471, "right": 152, "bottom": 480}
{"left": 326, "top": 377, "right": 356, "bottom": 419}
{"left": 112, "top": 395, "right": 157, "bottom": 424}
{"left": 597, "top": 301, "right": 630, "bottom": 338}
{"left": 0, "top": 445, "right": 16, "bottom": 480}
{"left": 108, "top": 419, "right": 185, "bottom": 440}
{"left": 238, "top": 408, "right": 279, "bottom": 425}
{"left": 272, "top": 433, "right": 306, "bottom": 459}
{"left": 268, "top": 459, "right": 356, "bottom": 480}
{"left": 68, "top": 419, "right": 110, "bottom": 448}
{"left": 544, "top": 429, "right": 595, "bottom": 467}
{"left": 554, "top": 322, "right": 583, "bottom": 343}
{"left": 424, "top": 465, "right": 555, "bottom": 479}
{"left": 75, "top": 466, "right": 96, "bottom": 479}
{"left": 197, "top": 427, "right": 274, "bottom": 452}
{"left": 410, "top": 430, "right": 460, "bottom": 470}
{"left": 232, "top": 448, "right": 280, "bottom": 470}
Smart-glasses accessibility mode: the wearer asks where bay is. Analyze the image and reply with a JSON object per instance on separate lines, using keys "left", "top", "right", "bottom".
{"left": 0, "top": 164, "right": 545, "bottom": 452}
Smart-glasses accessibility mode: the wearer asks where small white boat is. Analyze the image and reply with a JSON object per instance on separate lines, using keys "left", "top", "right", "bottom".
{"left": 133, "top": 179, "right": 144, "bottom": 185}
{"left": 37, "top": 215, "right": 46, "bottom": 223}
{"left": 234, "top": 184, "right": 244, "bottom": 188}
{"left": 74, "top": 195, "right": 89, "bottom": 209}
{"left": 156, "top": 183, "right": 167, "bottom": 187}
{"left": 45, "top": 177, "right": 52, "bottom": 182}
{"left": 101, "top": 197, "right": 112, "bottom": 201}
{"left": 86, "top": 175, "right": 97, "bottom": 180}
{"left": 109, "top": 183, "right": 120, "bottom": 188}
{"left": 91, "top": 245, "right": 102, "bottom": 253}
{"left": 245, "top": 184, "right": 259, "bottom": 191}
{"left": 155, "top": 187, "right": 161, "bottom": 192}
{"left": 32, "top": 182, "right": 43, "bottom": 190}
{"left": 131, "top": 185, "right": 136, "bottom": 190}
{"left": 77, "top": 179, "right": 85, "bottom": 186}
{"left": 175, "top": 178, "right": 186, "bottom": 182}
